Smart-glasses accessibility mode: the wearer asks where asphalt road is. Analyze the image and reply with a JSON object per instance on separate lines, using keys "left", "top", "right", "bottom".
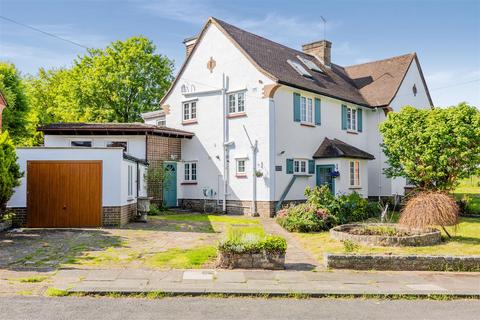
{"left": 0, "top": 296, "right": 479, "bottom": 320}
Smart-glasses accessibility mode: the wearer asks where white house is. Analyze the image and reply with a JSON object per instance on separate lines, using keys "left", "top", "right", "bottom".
{"left": 8, "top": 17, "right": 433, "bottom": 226}
{"left": 142, "top": 17, "right": 433, "bottom": 217}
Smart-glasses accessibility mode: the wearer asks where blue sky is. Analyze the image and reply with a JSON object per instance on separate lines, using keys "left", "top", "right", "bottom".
{"left": 1, "top": 0, "right": 479, "bottom": 107}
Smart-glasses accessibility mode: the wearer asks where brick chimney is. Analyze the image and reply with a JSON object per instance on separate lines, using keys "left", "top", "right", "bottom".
{"left": 183, "top": 36, "right": 198, "bottom": 57}
{"left": 302, "top": 40, "right": 332, "bottom": 67}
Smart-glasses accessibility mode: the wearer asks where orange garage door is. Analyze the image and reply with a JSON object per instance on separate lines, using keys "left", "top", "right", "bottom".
{"left": 27, "top": 161, "right": 102, "bottom": 228}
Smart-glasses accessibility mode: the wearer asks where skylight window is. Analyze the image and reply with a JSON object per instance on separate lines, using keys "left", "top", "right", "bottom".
{"left": 297, "top": 55, "right": 323, "bottom": 73}
{"left": 287, "top": 59, "right": 312, "bottom": 78}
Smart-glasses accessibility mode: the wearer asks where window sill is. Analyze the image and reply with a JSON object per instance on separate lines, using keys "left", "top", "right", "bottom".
{"left": 181, "top": 181, "right": 198, "bottom": 185}
{"left": 300, "top": 122, "right": 315, "bottom": 127}
{"left": 349, "top": 186, "right": 362, "bottom": 190}
{"left": 127, "top": 197, "right": 135, "bottom": 202}
{"left": 347, "top": 130, "right": 358, "bottom": 135}
{"left": 227, "top": 112, "right": 247, "bottom": 119}
{"left": 182, "top": 119, "right": 198, "bottom": 125}
{"left": 236, "top": 174, "right": 247, "bottom": 178}
{"left": 294, "top": 173, "right": 312, "bottom": 177}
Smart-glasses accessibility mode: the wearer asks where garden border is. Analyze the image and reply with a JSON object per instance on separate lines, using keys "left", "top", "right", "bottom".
{"left": 325, "top": 253, "right": 480, "bottom": 271}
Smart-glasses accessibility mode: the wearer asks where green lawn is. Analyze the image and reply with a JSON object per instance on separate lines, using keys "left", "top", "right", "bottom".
{"left": 295, "top": 217, "right": 480, "bottom": 263}
{"left": 153, "top": 213, "right": 260, "bottom": 225}
{"left": 145, "top": 246, "right": 217, "bottom": 269}
{"left": 453, "top": 176, "right": 480, "bottom": 214}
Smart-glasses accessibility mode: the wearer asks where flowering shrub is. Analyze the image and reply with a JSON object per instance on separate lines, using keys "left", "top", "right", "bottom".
{"left": 277, "top": 185, "right": 379, "bottom": 233}
{"left": 218, "top": 228, "right": 287, "bottom": 254}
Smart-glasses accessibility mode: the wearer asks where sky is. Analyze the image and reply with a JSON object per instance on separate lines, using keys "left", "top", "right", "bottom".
{"left": 1, "top": 0, "right": 479, "bottom": 107}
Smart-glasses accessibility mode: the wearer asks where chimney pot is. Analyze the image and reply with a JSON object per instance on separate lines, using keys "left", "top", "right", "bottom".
{"left": 302, "top": 40, "right": 332, "bottom": 67}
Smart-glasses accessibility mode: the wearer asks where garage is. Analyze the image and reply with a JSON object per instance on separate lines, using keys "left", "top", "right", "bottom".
{"left": 26, "top": 160, "right": 102, "bottom": 228}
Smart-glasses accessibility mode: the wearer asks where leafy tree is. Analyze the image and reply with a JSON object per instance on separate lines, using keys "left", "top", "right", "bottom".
{"left": 0, "top": 62, "right": 29, "bottom": 144}
{"left": 380, "top": 103, "right": 480, "bottom": 191}
{"left": 73, "top": 36, "right": 174, "bottom": 122}
{"left": 0, "top": 131, "right": 23, "bottom": 219}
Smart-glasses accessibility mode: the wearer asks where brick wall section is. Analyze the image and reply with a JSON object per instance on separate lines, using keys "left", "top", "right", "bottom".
{"left": 102, "top": 203, "right": 137, "bottom": 227}
{"left": 146, "top": 135, "right": 182, "bottom": 206}
{"left": 10, "top": 207, "right": 27, "bottom": 228}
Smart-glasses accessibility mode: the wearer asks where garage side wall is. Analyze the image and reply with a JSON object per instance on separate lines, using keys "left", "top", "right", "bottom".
{"left": 8, "top": 147, "right": 136, "bottom": 227}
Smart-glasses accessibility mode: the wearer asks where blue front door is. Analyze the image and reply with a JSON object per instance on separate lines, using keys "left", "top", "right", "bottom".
{"left": 316, "top": 165, "right": 335, "bottom": 194}
{"left": 163, "top": 162, "right": 177, "bottom": 207}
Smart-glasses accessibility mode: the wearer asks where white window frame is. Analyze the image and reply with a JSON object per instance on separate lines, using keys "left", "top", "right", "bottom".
{"left": 227, "top": 91, "right": 246, "bottom": 114}
{"left": 349, "top": 160, "right": 360, "bottom": 187}
{"left": 293, "top": 158, "right": 308, "bottom": 175}
{"left": 182, "top": 100, "right": 197, "bottom": 122}
{"left": 347, "top": 106, "right": 358, "bottom": 132}
{"left": 70, "top": 139, "right": 92, "bottom": 147}
{"left": 236, "top": 158, "right": 247, "bottom": 176}
{"left": 106, "top": 141, "right": 128, "bottom": 152}
{"left": 156, "top": 114, "right": 166, "bottom": 126}
{"left": 127, "top": 165, "right": 134, "bottom": 197}
{"left": 184, "top": 161, "right": 197, "bottom": 182}
{"left": 300, "top": 96, "right": 314, "bottom": 125}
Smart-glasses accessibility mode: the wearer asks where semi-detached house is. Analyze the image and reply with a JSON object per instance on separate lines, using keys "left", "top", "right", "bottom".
{"left": 8, "top": 17, "right": 433, "bottom": 227}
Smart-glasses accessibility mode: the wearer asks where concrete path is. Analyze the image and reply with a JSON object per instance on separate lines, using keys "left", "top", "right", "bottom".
{"left": 260, "top": 218, "right": 319, "bottom": 271}
{"left": 45, "top": 268, "right": 480, "bottom": 297}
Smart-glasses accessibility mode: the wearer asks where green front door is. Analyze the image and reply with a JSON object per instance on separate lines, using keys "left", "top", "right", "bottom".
{"left": 316, "top": 165, "right": 335, "bottom": 194}
{"left": 163, "top": 162, "right": 177, "bottom": 207}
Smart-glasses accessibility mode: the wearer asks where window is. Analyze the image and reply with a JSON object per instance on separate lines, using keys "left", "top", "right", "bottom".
{"left": 293, "top": 159, "right": 308, "bottom": 175}
{"left": 287, "top": 59, "right": 312, "bottom": 78}
{"left": 412, "top": 84, "right": 417, "bottom": 96}
{"left": 127, "top": 165, "right": 133, "bottom": 197}
{"left": 297, "top": 55, "right": 323, "bottom": 72}
{"left": 347, "top": 106, "right": 358, "bottom": 131}
{"left": 227, "top": 92, "right": 246, "bottom": 114}
{"left": 71, "top": 140, "right": 92, "bottom": 147}
{"left": 349, "top": 161, "right": 360, "bottom": 187}
{"left": 107, "top": 141, "right": 128, "bottom": 152}
{"left": 236, "top": 159, "right": 246, "bottom": 176}
{"left": 183, "top": 101, "right": 197, "bottom": 122}
{"left": 184, "top": 162, "right": 197, "bottom": 182}
{"left": 156, "top": 115, "right": 166, "bottom": 126}
{"left": 300, "top": 97, "right": 314, "bottom": 124}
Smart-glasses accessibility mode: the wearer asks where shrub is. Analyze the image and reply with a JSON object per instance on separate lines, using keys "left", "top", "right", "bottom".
{"left": 276, "top": 203, "right": 337, "bottom": 233}
{"left": 0, "top": 132, "right": 22, "bottom": 220}
{"left": 218, "top": 228, "right": 287, "bottom": 254}
{"left": 399, "top": 191, "right": 459, "bottom": 237}
{"left": 336, "top": 192, "right": 371, "bottom": 224}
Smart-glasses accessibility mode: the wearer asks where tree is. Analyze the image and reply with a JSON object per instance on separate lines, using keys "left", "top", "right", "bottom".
{"left": 73, "top": 36, "right": 174, "bottom": 122}
{"left": 380, "top": 103, "right": 480, "bottom": 191}
{"left": 0, "top": 62, "right": 29, "bottom": 144}
{"left": 0, "top": 131, "right": 23, "bottom": 219}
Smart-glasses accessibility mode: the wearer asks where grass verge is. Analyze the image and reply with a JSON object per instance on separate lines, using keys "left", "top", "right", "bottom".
{"left": 145, "top": 246, "right": 217, "bottom": 269}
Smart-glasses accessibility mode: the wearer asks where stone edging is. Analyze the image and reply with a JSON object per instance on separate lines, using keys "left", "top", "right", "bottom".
{"left": 325, "top": 253, "right": 480, "bottom": 271}
{"left": 330, "top": 223, "right": 441, "bottom": 247}
{"left": 217, "top": 251, "right": 285, "bottom": 270}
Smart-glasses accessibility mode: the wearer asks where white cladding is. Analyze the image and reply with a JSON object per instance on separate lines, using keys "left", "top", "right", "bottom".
{"left": 145, "top": 23, "right": 431, "bottom": 202}
{"left": 8, "top": 148, "right": 146, "bottom": 208}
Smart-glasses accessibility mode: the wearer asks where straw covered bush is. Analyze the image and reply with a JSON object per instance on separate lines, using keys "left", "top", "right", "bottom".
{"left": 399, "top": 191, "right": 459, "bottom": 237}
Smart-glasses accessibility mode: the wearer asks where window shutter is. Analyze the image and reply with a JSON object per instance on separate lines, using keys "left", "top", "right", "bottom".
{"left": 314, "top": 98, "right": 321, "bottom": 125}
{"left": 357, "top": 108, "right": 363, "bottom": 132}
{"left": 286, "top": 159, "right": 294, "bottom": 174}
{"left": 341, "top": 105, "right": 348, "bottom": 130}
{"left": 293, "top": 93, "right": 301, "bottom": 122}
{"left": 308, "top": 160, "right": 315, "bottom": 174}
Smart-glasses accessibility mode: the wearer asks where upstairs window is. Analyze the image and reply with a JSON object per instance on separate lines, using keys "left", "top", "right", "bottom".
{"left": 297, "top": 55, "right": 323, "bottom": 73}
{"left": 156, "top": 115, "right": 166, "bottom": 126}
{"left": 183, "top": 101, "right": 197, "bottom": 122}
{"left": 71, "top": 140, "right": 92, "bottom": 147}
{"left": 287, "top": 59, "right": 312, "bottom": 78}
{"left": 342, "top": 105, "right": 363, "bottom": 132}
{"left": 349, "top": 161, "right": 360, "bottom": 187}
{"left": 228, "top": 92, "right": 246, "bottom": 114}
{"left": 300, "top": 97, "right": 314, "bottom": 124}
{"left": 236, "top": 159, "right": 247, "bottom": 176}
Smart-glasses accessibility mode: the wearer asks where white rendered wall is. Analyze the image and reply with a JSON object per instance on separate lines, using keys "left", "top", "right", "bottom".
{"left": 152, "top": 23, "right": 275, "bottom": 202}
{"left": 273, "top": 86, "right": 373, "bottom": 200}
{"left": 8, "top": 147, "right": 126, "bottom": 208}
{"left": 44, "top": 135, "right": 147, "bottom": 159}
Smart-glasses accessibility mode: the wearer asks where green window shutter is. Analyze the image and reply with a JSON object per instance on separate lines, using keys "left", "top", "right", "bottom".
{"left": 341, "top": 105, "right": 348, "bottom": 130}
{"left": 293, "top": 93, "right": 301, "bottom": 122}
{"left": 286, "top": 158, "right": 294, "bottom": 174}
{"left": 308, "top": 160, "right": 315, "bottom": 174}
{"left": 314, "top": 98, "right": 321, "bottom": 125}
{"left": 357, "top": 108, "right": 363, "bottom": 132}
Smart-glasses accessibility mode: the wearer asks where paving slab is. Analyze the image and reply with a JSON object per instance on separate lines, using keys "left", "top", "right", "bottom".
{"left": 85, "top": 269, "right": 121, "bottom": 281}
{"left": 117, "top": 269, "right": 152, "bottom": 280}
{"left": 215, "top": 271, "right": 246, "bottom": 283}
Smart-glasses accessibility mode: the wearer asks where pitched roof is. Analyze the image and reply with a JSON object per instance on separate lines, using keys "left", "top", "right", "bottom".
{"left": 160, "top": 17, "right": 432, "bottom": 109}
{"left": 38, "top": 123, "right": 194, "bottom": 138}
{"left": 313, "top": 138, "right": 375, "bottom": 160}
